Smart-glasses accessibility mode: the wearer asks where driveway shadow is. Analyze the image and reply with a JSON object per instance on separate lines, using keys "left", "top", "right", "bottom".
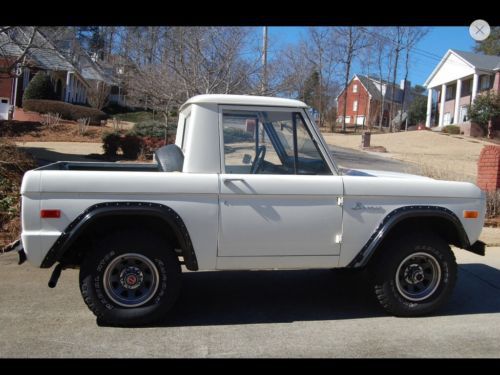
{"left": 16, "top": 145, "right": 102, "bottom": 166}
{"left": 102, "top": 263, "right": 500, "bottom": 328}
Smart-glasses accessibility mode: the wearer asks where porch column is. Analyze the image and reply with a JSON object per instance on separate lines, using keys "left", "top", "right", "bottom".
{"left": 472, "top": 73, "right": 479, "bottom": 102}
{"left": 439, "top": 84, "right": 447, "bottom": 127}
{"left": 454, "top": 79, "right": 462, "bottom": 124}
{"left": 71, "top": 76, "right": 76, "bottom": 103}
{"left": 65, "top": 72, "right": 71, "bottom": 102}
{"left": 425, "top": 88, "right": 433, "bottom": 127}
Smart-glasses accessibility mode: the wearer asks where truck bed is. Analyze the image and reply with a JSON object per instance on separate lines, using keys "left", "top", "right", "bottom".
{"left": 36, "top": 161, "right": 160, "bottom": 172}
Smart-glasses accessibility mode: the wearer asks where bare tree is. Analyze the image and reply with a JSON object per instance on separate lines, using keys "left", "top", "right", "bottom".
{"left": 398, "top": 27, "right": 429, "bottom": 130}
{"left": 87, "top": 80, "right": 111, "bottom": 110}
{"left": 0, "top": 26, "right": 38, "bottom": 78}
{"left": 334, "top": 27, "right": 371, "bottom": 132}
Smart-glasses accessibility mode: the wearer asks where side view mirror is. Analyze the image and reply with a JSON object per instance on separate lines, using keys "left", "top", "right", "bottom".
{"left": 242, "top": 154, "right": 252, "bottom": 164}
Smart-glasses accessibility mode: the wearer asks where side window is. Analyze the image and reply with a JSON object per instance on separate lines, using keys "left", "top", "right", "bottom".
{"left": 222, "top": 110, "right": 331, "bottom": 175}
{"left": 181, "top": 113, "right": 191, "bottom": 153}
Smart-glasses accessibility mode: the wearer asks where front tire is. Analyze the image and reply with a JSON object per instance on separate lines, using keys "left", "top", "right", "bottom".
{"left": 370, "top": 233, "right": 457, "bottom": 317}
{"left": 79, "top": 230, "right": 181, "bottom": 326}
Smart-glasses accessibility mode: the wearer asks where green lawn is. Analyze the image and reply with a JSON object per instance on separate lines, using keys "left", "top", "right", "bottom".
{"left": 113, "top": 111, "right": 157, "bottom": 123}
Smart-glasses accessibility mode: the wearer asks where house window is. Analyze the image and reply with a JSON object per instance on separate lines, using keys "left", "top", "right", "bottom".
{"left": 443, "top": 113, "right": 451, "bottom": 126}
{"left": 356, "top": 116, "right": 365, "bottom": 125}
{"left": 337, "top": 116, "right": 343, "bottom": 123}
{"left": 459, "top": 106, "right": 469, "bottom": 123}
{"left": 461, "top": 79, "right": 472, "bottom": 97}
{"left": 353, "top": 100, "right": 358, "bottom": 111}
{"left": 353, "top": 84, "right": 358, "bottom": 93}
{"left": 345, "top": 116, "right": 351, "bottom": 124}
{"left": 445, "top": 86, "right": 455, "bottom": 101}
{"left": 480, "top": 75, "right": 491, "bottom": 91}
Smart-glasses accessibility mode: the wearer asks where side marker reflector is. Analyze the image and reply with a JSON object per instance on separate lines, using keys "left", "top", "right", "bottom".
{"left": 40, "top": 210, "right": 61, "bottom": 218}
{"left": 463, "top": 210, "right": 479, "bottom": 219}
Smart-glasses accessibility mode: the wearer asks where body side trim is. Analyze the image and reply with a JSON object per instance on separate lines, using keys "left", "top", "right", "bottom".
{"left": 40, "top": 201, "right": 198, "bottom": 270}
{"left": 348, "top": 205, "right": 469, "bottom": 268}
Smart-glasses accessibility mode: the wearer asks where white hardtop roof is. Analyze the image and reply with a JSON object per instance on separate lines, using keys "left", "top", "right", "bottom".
{"left": 180, "top": 94, "right": 308, "bottom": 111}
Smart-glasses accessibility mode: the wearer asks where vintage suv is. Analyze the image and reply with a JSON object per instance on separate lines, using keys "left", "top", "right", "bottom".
{"left": 13, "top": 94, "right": 486, "bottom": 326}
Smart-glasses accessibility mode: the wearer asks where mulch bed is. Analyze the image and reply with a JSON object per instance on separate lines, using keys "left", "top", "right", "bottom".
{"left": 485, "top": 217, "right": 500, "bottom": 227}
{"left": 0, "top": 119, "right": 124, "bottom": 143}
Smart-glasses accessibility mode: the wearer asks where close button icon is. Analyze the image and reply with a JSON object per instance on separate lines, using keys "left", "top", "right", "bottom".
{"left": 469, "top": 20, "right": 491, "bottom": 41}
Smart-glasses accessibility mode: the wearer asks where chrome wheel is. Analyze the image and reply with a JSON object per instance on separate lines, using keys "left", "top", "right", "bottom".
{"left": 103, "top": 253, "right": 160, "bottom": 308}
{"left": 395, "top": 252, "right": 441, "bottom": 302}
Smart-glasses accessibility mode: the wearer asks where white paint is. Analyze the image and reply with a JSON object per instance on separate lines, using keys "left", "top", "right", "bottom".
{"left": 439, "top": 84, "right": 447, "bottom": 126}
{"left": 19, "top": 94, "right": 486, "bottom": 272}
{"left": 472, "top": 73, "right": 479, "bottom": 102}
{"left": 0, "top": 102, "right": 9, "bottom": 120}
{"left": 454, "top": 79, "right": 462, "bottom": 124}
{"left": 426, "top": 88, "right": 433, "bottom": 127}
{"left": 425, "top": 50, "right": 475, "bottom": 89}
{"left": 218, "top": 174, "right": 343, "bottom": 257}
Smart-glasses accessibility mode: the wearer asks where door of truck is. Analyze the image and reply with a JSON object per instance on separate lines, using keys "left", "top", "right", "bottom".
{"left": 217, "top": 106, "right": 344, "bottom": 258}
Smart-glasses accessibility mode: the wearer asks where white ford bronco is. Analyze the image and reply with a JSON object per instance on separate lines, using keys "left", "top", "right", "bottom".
{"left": 12, "top": 94, "right": 486, "bottom": 326}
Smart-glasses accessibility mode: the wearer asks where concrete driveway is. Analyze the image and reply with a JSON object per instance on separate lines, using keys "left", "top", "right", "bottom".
{"left": 1, "top": 248, "right": 499, "bottom": 358}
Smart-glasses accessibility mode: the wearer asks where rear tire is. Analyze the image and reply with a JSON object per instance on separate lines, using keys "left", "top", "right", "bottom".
{"left": 79, "top": 230, "right": 181, "bottom": 326}
{"left": 370, "top": 233, "right": 457, "bottom": 317}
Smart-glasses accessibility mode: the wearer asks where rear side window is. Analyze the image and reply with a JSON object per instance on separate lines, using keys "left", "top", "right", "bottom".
{"left": 181, "top": 113, "right": 191, "bottom": 153}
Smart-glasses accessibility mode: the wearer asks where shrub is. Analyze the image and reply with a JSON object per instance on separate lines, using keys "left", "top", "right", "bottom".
{"left": 120, "top": 133, "right": 143, "bottom": 159}
{"left": 141, "top": 137, "right": 168, "bottom": 157}
{"left": 22, "top": 72, "right": 55, "bottom": 102}
{"left": 102, "top": 132, "right": 121, "bottom": 156}
{"left": 133, "top": 120, "right": 167, "bottom": 138}
{"left": 442, "top": 125, "right": 460, "bottom": 134}
{"left": 23, "top": 99, "right": 108, "bottom": 125}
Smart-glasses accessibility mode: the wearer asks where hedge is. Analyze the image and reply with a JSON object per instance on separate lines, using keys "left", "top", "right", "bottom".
{"left": 442, "top": 125, "right": 461, "bottom": 135}
{"left": 22, "top": 72, "right": 56, "bottom": 101}
{"left": 23, "top": 99, "right": 108, "bottom": 125}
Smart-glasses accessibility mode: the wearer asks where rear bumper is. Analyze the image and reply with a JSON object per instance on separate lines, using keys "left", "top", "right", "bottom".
{"left": 465, "top": 240, "right": 486, "bottom": 256}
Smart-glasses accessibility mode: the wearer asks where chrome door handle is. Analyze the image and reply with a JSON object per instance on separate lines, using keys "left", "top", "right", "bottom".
{"left": 223, "top": 178, "right": 245, "bottom": 184}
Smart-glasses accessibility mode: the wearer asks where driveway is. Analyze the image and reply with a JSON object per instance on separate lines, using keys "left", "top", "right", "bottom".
{"left": 15, "top": 141, "right": 414, "bottom": 174}
{"left": 1, "top": 248, "right": 499, "bottom": 358}
{"left": 330, "top": 145, "right": 415, "bottom": 173}
{"left": 15, "top": 142, "right": 103, "bottom": 165}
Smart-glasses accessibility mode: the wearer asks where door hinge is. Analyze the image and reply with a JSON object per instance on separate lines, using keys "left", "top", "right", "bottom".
{"left": 337, "top": 196, "right": 344, "bottom": 206}
{"left": 335, "top": 234, "right": 342, "bottom": 244}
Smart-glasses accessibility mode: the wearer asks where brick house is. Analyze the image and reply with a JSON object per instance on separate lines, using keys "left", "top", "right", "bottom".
{"left": 0, "top": 27, "right": 125, "bottom": 120}
{"left": 423, "top": 49, "right": 500, "bottom": 130}
{"left": 336, "top": 75, "right": 420, "bottom": 128}
{"left": 0, "top": 27, "right": 91, "bottom": 112}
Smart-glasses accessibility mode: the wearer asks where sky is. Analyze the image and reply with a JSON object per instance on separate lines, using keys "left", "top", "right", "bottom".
{"left": 262, "top": 26, "right": 477, "bottom": 86}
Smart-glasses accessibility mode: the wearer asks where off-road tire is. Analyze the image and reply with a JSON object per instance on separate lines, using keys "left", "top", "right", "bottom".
{"left": 370, "top": 233, "right": 457, "bottom": 317}
{"left": 79, "top": 230, "right": 181, "bottom": 326}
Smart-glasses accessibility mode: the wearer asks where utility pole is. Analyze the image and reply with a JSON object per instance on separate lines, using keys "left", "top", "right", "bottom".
{"left": 261, "top": 26, "right": 268, "bottom": 95}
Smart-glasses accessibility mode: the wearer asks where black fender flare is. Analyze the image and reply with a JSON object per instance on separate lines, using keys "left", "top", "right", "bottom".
{"left": 40, "top": 202, "right": 198, "bottom": 270}
{"left": 348, "top": 205, "right": 470, "bottom": 268}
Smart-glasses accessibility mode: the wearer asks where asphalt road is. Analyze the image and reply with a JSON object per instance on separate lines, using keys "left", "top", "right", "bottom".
{"left": 1, "top": 248, "right": 499, "bottom": 358}
{"left": 330, "top": 145, "right": 415, "bottom": 173}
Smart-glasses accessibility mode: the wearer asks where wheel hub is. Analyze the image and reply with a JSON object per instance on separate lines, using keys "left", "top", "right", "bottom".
{"left": 120, "top": 266, "right": 144, "bottom": 290}
{"left": 395, "top": 252, "right": 442, "bottom": 302}
{"left": 404, "top": 264, "right": 425, "bottom": 284}
{"left": 103, "top": 253, "right": 160, "bottom": 308}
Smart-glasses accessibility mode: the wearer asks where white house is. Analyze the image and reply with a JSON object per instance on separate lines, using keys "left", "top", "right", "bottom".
{"left": 424, "top": 49, "right": 500, "bottom": 128}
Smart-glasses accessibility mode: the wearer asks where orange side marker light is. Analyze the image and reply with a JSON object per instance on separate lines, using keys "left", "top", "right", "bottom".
{"left": 463, "top": 210, "right": 479, "bottom": 219}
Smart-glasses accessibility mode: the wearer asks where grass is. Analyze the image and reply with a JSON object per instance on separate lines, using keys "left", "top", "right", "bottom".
{"left": 113, "top": 111, "right": 157, "bottom": 123}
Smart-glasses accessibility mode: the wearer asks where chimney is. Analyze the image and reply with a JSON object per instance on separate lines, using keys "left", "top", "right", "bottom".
{"left": 400, "top": 79, "right": 411, "bottom": 90}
